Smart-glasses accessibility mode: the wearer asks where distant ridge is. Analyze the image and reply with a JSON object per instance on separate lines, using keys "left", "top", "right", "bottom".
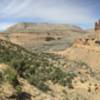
{"left": 5, "top": 22, "right": 83, "bottom": 33}
{"left": 0, "top": 22, "right": 87, "bottom": 52}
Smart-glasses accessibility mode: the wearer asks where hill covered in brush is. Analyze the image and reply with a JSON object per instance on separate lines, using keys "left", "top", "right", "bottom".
{"left": 0, "top": 39, "right": 76, "bottom": 99}
{"left": 0, "top": 39, "right": 99, "bottom": 100}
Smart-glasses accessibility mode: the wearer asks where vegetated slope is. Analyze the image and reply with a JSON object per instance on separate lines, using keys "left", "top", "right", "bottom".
{"left": 0, "top": 39, "right": 100, "bottom": 100}
{"left": 0, "top": 39, "right": 76, "bottom": 99}
{"left": 4, "top": 23, "right": 87, "bottom": 52}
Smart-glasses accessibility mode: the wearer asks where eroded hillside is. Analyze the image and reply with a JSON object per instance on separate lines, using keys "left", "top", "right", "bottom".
{"left": 0, "top": 23, "right": 87, "bottom": 52}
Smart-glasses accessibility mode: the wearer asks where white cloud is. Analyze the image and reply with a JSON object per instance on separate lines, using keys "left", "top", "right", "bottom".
{"left": 0, "top": 0, "right": 96, "bottom": 29}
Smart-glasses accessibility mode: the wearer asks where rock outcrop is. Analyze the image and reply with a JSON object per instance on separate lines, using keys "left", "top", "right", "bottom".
{"left": 72, "top": 20, "right": 100, "bottom": 46}
{"left": 95, "top": 19, "right": 100, "bottom": 32}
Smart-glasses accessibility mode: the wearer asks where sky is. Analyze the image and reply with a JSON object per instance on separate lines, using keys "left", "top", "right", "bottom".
{"left": 0, "top": 0, "right": 99, "bottom": 30}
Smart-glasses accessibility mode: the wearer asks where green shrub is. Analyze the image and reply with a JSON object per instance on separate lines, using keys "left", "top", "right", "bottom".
{"left": 15, "top": 85, "right": 22, "bottom": 93}
{"left": 4, "top": 68, "right": 19, "bottom": 87}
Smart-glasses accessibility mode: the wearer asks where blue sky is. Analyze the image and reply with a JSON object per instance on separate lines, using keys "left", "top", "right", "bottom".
{"left": 0, "top": 0, "right": 99, "bottom": 30}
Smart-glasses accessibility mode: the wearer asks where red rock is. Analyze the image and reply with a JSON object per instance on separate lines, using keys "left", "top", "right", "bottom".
{"left": 95, "top": 19, "right": 100, "bottom": 31}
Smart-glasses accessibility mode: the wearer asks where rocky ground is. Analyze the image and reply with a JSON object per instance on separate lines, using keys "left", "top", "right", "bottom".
{"left": 0, "top": 38, "right": 99, "bottom": 100}
{"left": 0, "top": 22, "right": 100, "bottom": 100}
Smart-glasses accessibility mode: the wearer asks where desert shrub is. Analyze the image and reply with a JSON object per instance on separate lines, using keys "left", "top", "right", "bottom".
{"left": 45, "top": 37, "right": 55, "bottom": 41}
{"left": 65, "top": 72, "right": 77, "bottom": 89}
{"left": 15, "top": 85, "right": 22, "bottom": 93}
{"left": 4, "top": 68, "right": 19, "bottom": 87}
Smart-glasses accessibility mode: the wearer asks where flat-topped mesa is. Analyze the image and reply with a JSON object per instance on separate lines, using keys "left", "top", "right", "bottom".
{"left": 95, "top": 19, "right": 100, "bottom": 32}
